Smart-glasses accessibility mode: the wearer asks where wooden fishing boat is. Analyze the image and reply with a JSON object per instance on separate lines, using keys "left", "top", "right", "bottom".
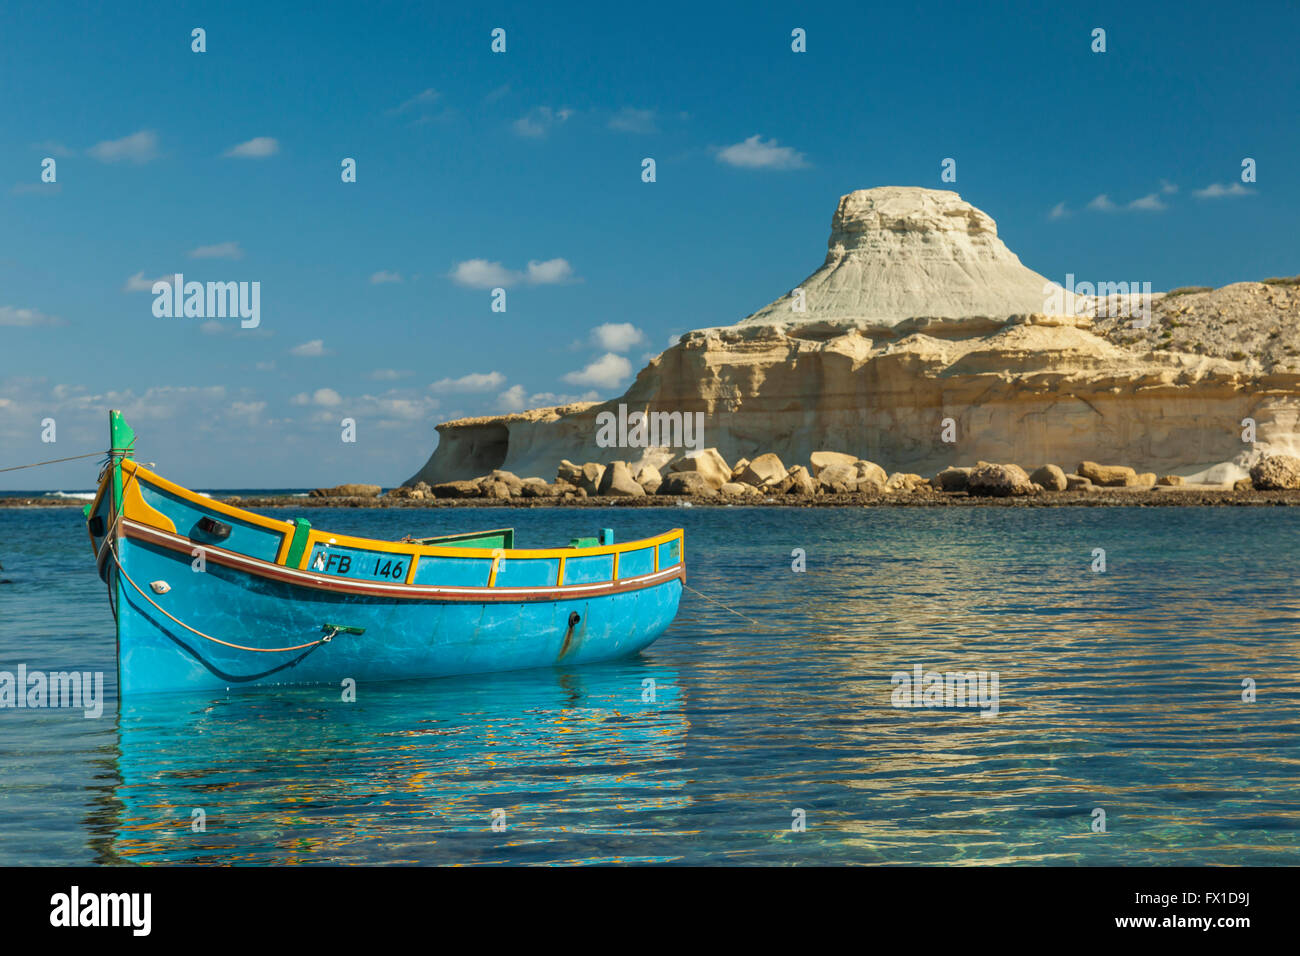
{"left": 86, "top": 411, "right": 685, "bottom": 696}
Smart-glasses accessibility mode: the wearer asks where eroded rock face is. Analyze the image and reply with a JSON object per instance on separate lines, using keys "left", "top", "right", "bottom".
{"left": 740, "top": 186, "right": 1067, "bottom": 326}
{"left": 404, "top": 187, "right": 1300, "bottom": 487}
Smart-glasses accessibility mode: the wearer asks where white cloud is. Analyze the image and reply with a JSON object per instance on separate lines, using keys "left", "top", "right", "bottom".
{"left": 0, "top": 305, "right": 63, "bottom": 327}
{"left": 1160, "top": 180, "right": 1179, "bottom": 194}
{"left": 608, "top": 107, "right": 658, "bottom": 134}
{"left": 34, "top": 140, "right": 75, "bottom": 158}
{"left": 513, "top": 107, "right": 573, "bottom": 138}
{"left": 123, "top": 271, "right": 171, "bottom": 292}
{"left": 496, "top": 384, "right": 527, "bottom": 411}
{"left": 229, "top": 401, "right": 266, "bottom": 423}
{"left": 562, "top": 352, "right": 632, "bottom": 390}
{"left": 370, "top": 270, "right": 403, "bottom": 284}
{"left": 450, "top": 259, "right": 518, "bottom": 288}
{"left": 1128, "top": 193, "right": 1167, "bottom": 211}
{"left": 1087, "top": 194, "right": 1117, "bottom": 212}
{"left": 369, "top": 368, "right": 412, "bottom": 380}
{"left": 199, "top": 321, "right": 227, "bottom": 335}
{"left": 525, "top": 258, "right": 574, "bottom": 284}
{"left": 313, "top": 388, "right": 342, "bottom": 406}
{"left": 450, "top": 257, "right": 576, "bottom": 288}
{"left": 223, "top": 137, "right": 280, "bottom": 158}
{"left": 389, "top": 89, "right": 439, "bottom": 114}
{"left": 716, "top": 134, "right": 808, "bottom": 170}
{"left": 431, "top": 371, "right": 506, "bottom": 392}
{"left": 1194, "top": 182, "right": 1253, "bottom": 199}
{"left": 189, "top": 241, "right": 244, "bottom": 259}
{"left": 591, "top": 322, "right": 644, "bottom": 352}
{"left": 290, "top": 339, "right": 328, "bottom": 357}
{"left": 1048, "top": 202, "right": 1070, "bottom": 220}
{"left": 88, "top": 130, "right": 159, "bottom": 164}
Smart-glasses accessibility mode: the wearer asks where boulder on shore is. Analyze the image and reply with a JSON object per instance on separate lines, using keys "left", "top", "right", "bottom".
{"left": 967, "top": 462, "right": 1035, "bottom": 497}
{"left": 779, "top": 464, "right": 817, "bottom": 496}
{"left": 576, "top": 463, "right": 605, "bottom": 495}
{"left": 933, "top": 466, "right": 972, "bottom": 492}
{"left": 1065, "top": 474, "right": 1093, "bottom": 491}
{"left": 597, "top": 461, "right": 646, "bottom": 497}
{"left": 809, "top": 451, "right": 857, "bottom": 477}
{"left": 738, "top": 453, "right": 786, "bottom": 488}
{"left": 1030, "top": 464, "right": 1068, "bottom": 491}
{"left": 1077, "top": 461, "right": 1136, "bottom": 487}
{"left": 816, "top": 462, "right": 860, "bottom": 494}
{"left": 311, "top": 483, "right": 382, "bottom": 498}
{"left": 854, "top": 460, "right": 889, "bottom": 494}
{"left": 720, "top": 481, "right": 760, "bottom": 498}
{"left": 886, "top": 472, "right": 928, "bottom": 494}
{"left": 669, "top": 448, "right": 731, "bottom": 489}
{"left": 1250, "top": 454, "right": 1300, "bottom": 490}
{"left": 432, "top": 479, "right": 482, "bottom": 499}
{"left": 657, "top": 472, "right": 717, "bottom": 497}
{"left": 634, "top": 464, "right": 662, "bottom": 494}
{"left": 385, "top": 485, "right": 426, "bottom": 500}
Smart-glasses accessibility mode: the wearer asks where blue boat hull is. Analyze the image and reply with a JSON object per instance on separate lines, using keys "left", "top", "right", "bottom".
{"left": 113, "top": 534, "right": 683, "bottom": 696}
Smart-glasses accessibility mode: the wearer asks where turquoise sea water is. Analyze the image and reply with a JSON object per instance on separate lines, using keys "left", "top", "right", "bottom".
{"left": 0, "top": 504, "right": 1297, "bottom": 865}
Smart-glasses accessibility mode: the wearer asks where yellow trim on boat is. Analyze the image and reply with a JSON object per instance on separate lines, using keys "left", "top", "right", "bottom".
{"left": 121, "top": 470, "right": 177, "bottom": 533}
{"left": 118, "top": 459, "right": 684, "bottom": 569}
{"left": 123, "top": 461, "right": 295, "bottom": 534}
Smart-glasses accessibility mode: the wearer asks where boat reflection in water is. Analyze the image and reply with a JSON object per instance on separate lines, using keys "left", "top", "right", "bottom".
{"left": 98, "top": 661, "right": 689, "bottom": 865}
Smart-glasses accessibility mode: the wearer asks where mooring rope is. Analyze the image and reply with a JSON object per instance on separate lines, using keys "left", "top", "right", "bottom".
{"left": 102, "top": 461, "right": 341, "bottom": 654}
{"left": 0, "top": 450, "right": 110, "bottom": 473}
{"left": 682, "top": 583, "right": 778, "bottom": 629}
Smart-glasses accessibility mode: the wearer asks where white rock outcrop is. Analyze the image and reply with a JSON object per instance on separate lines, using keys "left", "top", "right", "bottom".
{"left": 405, "top": 187, "right": 1300, "bottom": 486}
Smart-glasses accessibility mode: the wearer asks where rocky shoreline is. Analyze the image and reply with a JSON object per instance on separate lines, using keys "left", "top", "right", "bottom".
{"left": 12, "top": 451, "right": 1300, "bottom": 509}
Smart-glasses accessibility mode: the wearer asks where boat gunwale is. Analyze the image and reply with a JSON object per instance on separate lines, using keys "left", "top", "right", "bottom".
{"left": 118, "top": 519, "right": 685, "bottom": 602}
{"left": 118, "top": 459, "right": 685, "bottom": 563}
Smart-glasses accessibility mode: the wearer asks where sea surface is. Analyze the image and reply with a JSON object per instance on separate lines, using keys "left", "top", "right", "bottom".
{"left": 1, "top": 504, "right": 1297, "bottom": 865}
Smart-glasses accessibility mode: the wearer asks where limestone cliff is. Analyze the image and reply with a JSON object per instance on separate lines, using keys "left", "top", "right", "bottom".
{"left": 406, "top": 187, "right": 1300, "bottom": 486}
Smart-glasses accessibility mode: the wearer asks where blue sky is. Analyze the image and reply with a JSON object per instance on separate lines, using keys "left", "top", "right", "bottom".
{"left": 2, "top": 0, "right": 1297, "bottom": 488}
